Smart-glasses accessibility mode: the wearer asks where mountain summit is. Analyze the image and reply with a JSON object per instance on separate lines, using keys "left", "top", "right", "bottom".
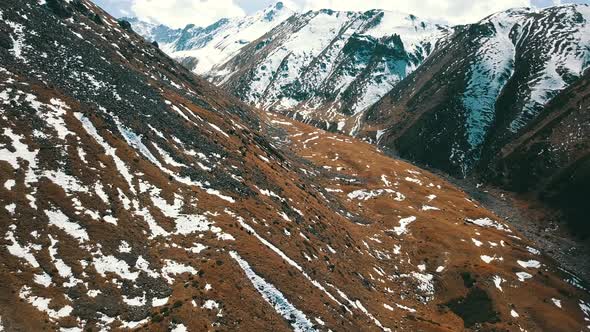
{"left": 125, "top": 1, "right": 295, "bottom": 74}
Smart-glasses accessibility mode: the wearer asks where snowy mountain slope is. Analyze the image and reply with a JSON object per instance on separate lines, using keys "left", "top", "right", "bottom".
{"left": 362, "top": 4, "right": 590, "bottom": 178}
{"left": 122, "top": 17, "right": 183, "bottom": 46}
{"left": 212, "top": 9, "right": 452, "bottom": 132}
{"left": 487, "top": 69, "right": 590, "bottom": 239}
{"left": 127, "top": 2, "right": 295, "bottom": 74}
{"left": 129, "top": 6, "right": 451, "bottom": 132}
{"left": 2, "top": 0, "right": 590, "bottom": 331}
{"left": 487, "top": 4, "right": 590, "bottom": 154}
{"left": 461, "top": 9, "right": 531, "bottom": 156}
{"left": 510, "top": 5, "right": 590, "bottom": 131}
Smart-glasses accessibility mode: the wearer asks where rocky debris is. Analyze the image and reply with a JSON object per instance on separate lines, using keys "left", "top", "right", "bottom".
{"left": 117, "top": 19, "right": 133, "bottom": 33}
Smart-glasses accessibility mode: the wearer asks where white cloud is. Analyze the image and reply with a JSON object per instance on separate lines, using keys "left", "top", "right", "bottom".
{"left": 130, "top": 0, "right": 246, "bottom": 28}
{"left": 291, "top": 0, "right": 534, "bottom": 25}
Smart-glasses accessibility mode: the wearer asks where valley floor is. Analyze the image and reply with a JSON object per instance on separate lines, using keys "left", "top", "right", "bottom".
{"left": 258, "top": 111, "right": 590, "bottom": 331}
{"left": 461, "top": 183, "right": 590, "bottom": 284}
{"left": 267, "top": 111, "right": 590, "bottom": 284}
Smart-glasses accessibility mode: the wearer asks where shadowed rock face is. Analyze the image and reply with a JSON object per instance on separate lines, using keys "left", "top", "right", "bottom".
{"left": 363, "top": 5, "right": 590, "bottom": 178}
{"left": 0, "top": 1, "right": 589, "bottom": 331}
{"left": 485, "top": 70, "right": 590, "bottom": 239}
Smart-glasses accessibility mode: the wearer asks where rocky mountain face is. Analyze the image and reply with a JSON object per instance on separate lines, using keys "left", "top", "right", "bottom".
{"left": 1, "top": 0, "right": 590, "bottom": 331}
{"left": 363, "top": 5, "right": 590, "bottom": 178}
{"left": 486, "top": 69, "right": 590, "bottom": 239}
{"left": 210, "top": 9, "right": 451, "bottom": 128}
{"left": 129, "top": 4, "right": 452, "bottom": 132}
{"left": 358, "top": 5, "right": 590, "bottom": 238}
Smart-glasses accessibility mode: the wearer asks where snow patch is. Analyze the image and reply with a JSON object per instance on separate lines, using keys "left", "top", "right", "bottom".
{"left": 392, "top": 216, "right": 417, "bottom": 236}
{"left": 466, "top": 217, "right": 511, "bottom": 233}
{"left": 229, "top": 251, "right": 316, "bottom": 332}
{"left": 517, "top": 260, "right": 541, "bottom": 269}
{"left": 45, "top": 209, "right": 89, "bottom": 242}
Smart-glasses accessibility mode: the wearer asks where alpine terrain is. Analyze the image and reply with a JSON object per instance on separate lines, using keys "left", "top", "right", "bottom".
{"left": 123, "top": 2, "right": 295, "bottom": 75}
{"left": 129, "top": 3, "right": 452, "bottom": 127}
{"left": 131, "top": 3, "right": 590, "bottom": 249}
{"left": 360, "top": 5, "right": 590, "bottom": 240}
{"left": 0, "top": 0, "right": 589, "bottom": 332}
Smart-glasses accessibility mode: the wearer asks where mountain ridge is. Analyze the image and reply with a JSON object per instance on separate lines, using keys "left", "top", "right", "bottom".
{"left": 126, "top": 0, "right": 590, "bottom": 268}
{"left": 124, "top": 2, "right": 296, "bottom": 75}
{"left": 129, "top": 3, "right": 589, "bottom": 152}
{"left": 128, "top": 3, "right": 452, "bottom": 122}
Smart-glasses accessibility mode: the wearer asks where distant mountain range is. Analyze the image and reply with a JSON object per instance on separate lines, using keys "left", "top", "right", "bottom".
{"left": 128, "top": 3, "right": 590, "bottom": 237}
{"left": 125, "top": 3, "right": 451, "bottom": 118}
{"left": 123, "top": 2, "right": 295, "bottom": 74}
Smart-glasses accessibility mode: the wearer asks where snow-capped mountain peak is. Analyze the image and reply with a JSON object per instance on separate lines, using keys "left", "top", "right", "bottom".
{"left": 204, "top": 8, "right": 452, "bottom": 129}
{"left": 120, "top": 17, "right": 182, "bottom": 45}
{"left": 153, "top": 1, "right": 295, "bottom": 74}
{"left": 261, "top": 1, "right": 293, "bottom": 21}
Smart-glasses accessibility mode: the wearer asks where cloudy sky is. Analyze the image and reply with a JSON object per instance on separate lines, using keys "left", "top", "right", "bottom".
{"left": 92, "top": 0, "right": 588, "bottom": 28}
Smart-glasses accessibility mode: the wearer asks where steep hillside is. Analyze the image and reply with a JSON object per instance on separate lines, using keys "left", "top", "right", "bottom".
{"left": 362, "top": 4, "right": 590, "bottom": 178}
{"left": 487, "top": 70, "right": 590, "bottom": 239}
{"left": 0, "top": 1, "right": 589, "bottom": 331}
